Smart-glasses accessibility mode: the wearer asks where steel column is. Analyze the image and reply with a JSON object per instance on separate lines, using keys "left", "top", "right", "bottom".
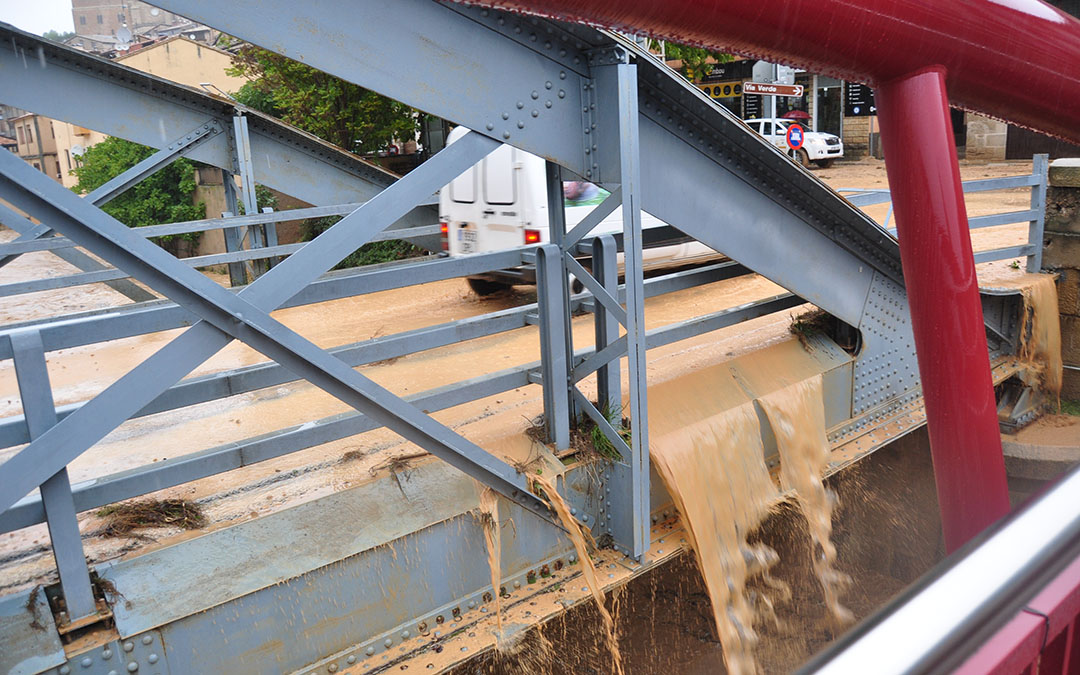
{"left": 546, "top": 161, "right": 576, "bottom": 422}
{"left": 591, "top": 234, "right": 620, "bottom": 412}
{"left": 1027, "top": 153, "right": 1049, "bottom": 273}
{"left": 221, "top": 176, "right": 248, "bottom": 286}
{"left": 536, "top": 244, "right": 571, "bottom": 450}
{"left": 875, "top": 67, "right": 1010, "bottom": 552}
{"left": 10, "top": 330, "right": 97, "bottom": 623}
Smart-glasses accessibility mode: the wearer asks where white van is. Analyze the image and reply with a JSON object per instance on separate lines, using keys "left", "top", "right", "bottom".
{"left": 439, "top": 127, "right": 721, "bottom": 294}
{"left": 745, "top": 118, "right": 843, "bottom": 168}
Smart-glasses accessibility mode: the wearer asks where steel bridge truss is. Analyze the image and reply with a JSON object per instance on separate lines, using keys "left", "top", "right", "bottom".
{"left": 0, "top": 5, "right": 1041, "bottom": 673}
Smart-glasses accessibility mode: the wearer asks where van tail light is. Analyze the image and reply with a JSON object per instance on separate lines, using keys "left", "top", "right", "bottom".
{"left": 524, "top": 229, "right": 541, "bottom": 245}
{"left": 440, "top": 222, "right": 449, "bottom": 251}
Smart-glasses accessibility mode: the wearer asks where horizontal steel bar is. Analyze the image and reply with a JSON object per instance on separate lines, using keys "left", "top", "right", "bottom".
{"left": 0, "top": 365, "right": 534, "bottom": 533}
{"left": 0, "top": 225, "right": 444, "bottom": 298}
{"left": 0, "top": 302, "right": 538, "bottom": 449}
{"left": 0, "top": 249, "right": 527, "bottom": 360}
{"left": 574, "top": 292, "right": 803, "bottom": 381}
{"left": 973, "top": 245, "right": 1036, "bottom": 264}
{"left": 845, "top": 173, "right": 1040, "bottom": 208}
{"left": 578, "top": 259, "right": 752, "bottom": 311}
{"left": 967, "top": 210, "right": 1040, "bottom": 230}
{"left": 0, "top": 203, "right": 391, "bottom": 255}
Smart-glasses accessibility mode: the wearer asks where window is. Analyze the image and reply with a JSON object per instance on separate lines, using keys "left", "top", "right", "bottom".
{"left": 49, "top": 123, "right": 54, "bottom": 138}
{"left": 32, "top": 162, "right": 40, "bottom": 171}
{"left": 79, "top": 15, "right": 86, "bottom": 25}
{"left": 26, "top": 125, "right": 32, "bottom": 143}
{"left": 97, "top": 14, "right": 103, "bottom": 24}
{"left": 760, "top": 121, "right": 773, "bottom": 135}
{"left": 482, "top": 145, "right": 516, "bottom": 205}
{"left": 449, "top": 167, "right": 476, "bottom": 203}
{"left": 64, "top": 149, "right": 71, "bottom": 172}
{"left": 118, "top": 13, "right": 125, "bottom": 23}
{"left": 16, "top": 127, "right": 23, "bottom": 144}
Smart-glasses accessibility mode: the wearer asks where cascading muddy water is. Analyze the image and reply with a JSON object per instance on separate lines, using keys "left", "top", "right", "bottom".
{"left": 477, "top": 487, "right": 504, "bottom": 640}
{"left": 1017, "top": 275, "right": 1063, "bottom": 399}
{"left": 650, "top": 400, "right": 780, "bottom": 674}
{"left": 759, "top": 375, "right": 852, "bottom": 624}
{"left": 532, "top": 474, "right": 625, "bottom": 675}
{"left": 649, "top": 356, "right": 851, "bottom": 672}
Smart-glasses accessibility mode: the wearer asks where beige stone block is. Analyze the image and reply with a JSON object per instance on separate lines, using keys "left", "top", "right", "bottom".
{"left": 1058, "top": 269, "right": 1080, "bottom": 316}
{"left": 1050, "top": 158, "right": 1080, "bottom": 188}
{"left": 1046, "top": 186, "right": 1080, "bottom": 235}
{"left": 1043, "top": 231, "right": 1080, "bottom": 269}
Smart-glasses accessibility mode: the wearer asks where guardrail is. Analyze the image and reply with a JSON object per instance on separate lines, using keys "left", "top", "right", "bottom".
{"left": 837, "top": 154, "right": 1049, "bottom": 272}
{"left": 0, "top": 223, "right": 801, "bottom": 597}
{"left": 0, "top": 201, "right": 440, "bottom": 303}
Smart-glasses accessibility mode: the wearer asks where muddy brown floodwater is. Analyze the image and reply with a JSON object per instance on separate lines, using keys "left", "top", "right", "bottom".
{"left": 452, "top": 430, "right": 946, "bottom": 675}
{"left": 0, "top": 157, "right": 1051, "bottom": 671}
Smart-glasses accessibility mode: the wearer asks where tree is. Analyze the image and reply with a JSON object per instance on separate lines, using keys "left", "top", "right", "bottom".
{"left": 42, "top": 29, "right": 75, "bottom": 43}
{"left": 228, "top": 46, "right": 419, "bottom": 154}
{"left": 71, "top": 137, "right": 205, "bottom": 248}
{"left": 660, "top": 42, "right": 733, "bottom": 82}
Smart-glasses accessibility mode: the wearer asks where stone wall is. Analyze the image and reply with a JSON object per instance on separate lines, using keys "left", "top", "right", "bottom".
{"left": 965, "top": 112, "right": 1008, "bottom": 161}
{"left": 842, "top": 115, "right": 876, "bottom": 159}
{"left": 1044, "top": 158, "right": 1080, "bottom": 399}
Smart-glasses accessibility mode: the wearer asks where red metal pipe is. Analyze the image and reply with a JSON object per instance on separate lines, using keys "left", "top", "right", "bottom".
{"left": 469, "top": 0, "right": 1080, "bottom": 144}
{"left": 874, "top": 68, "right": 1011, "bottom": 551}
{"left": 460, "top": 0, "right": 1048, "bottom": 548}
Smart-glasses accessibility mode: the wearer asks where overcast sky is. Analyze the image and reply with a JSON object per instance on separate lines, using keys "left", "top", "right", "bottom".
{"left": 2, "top": 0, "right": 76, "bottom": 35}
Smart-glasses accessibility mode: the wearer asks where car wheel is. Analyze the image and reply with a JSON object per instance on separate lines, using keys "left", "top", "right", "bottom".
{"left": 466, "top": 277, "right": 510, "bottom": 296}
{"left": 814, "top": 158, "right": 835, "bottom": 169}
{"left": 797, "top": 149, "right": 812, "bottom": 168}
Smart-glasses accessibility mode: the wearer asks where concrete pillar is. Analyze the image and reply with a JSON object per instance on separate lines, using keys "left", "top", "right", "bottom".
{"left": 1044, "top": 158, "right": 1080, "bottom": 400}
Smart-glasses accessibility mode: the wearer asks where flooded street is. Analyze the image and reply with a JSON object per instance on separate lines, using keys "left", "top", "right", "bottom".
{"left": 0, "top": 157, "right": 1051, "bottom": 671}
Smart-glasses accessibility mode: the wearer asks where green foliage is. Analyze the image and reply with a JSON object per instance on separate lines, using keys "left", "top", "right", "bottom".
{"left": 1062, "top": 399, "right": 1080, "bottom": 417}
{"left": 228, "top": 46, "right": 419, "bottom": 154}
{"left": 42, "top": 29, "right": 75, "bottom": 43}
{"left": 301, "top": 216, "right": 422, "bottom": 268}
{"left": 660, "top": 41, "right": 733, "bottom": 82}
{"left": 71, "top": 137, "right": 204, "bottom": 245}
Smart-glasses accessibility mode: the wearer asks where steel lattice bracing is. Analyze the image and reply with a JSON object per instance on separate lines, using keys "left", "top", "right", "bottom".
{"left": 0, "top": 3, "right": 1044, "bottom": 673}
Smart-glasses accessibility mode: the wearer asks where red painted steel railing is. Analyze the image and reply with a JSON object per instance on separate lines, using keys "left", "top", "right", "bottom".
{"left": 460, "top": 1, "right": 1080, "bottom": 669}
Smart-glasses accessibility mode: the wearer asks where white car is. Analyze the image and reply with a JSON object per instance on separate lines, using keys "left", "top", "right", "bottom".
{"left": 745, "top": 117, "right": 843, "bottom": 168}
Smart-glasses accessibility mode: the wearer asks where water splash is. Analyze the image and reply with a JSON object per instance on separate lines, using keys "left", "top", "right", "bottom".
{"left": 532, "top": 473, "right": 625, "bottom": 675}
{"left": 759, "top": 375, "right": 852, "bottom": 624}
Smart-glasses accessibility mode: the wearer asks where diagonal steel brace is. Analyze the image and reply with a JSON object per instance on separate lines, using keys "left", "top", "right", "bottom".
{"left": 0, "top": 133, "right": 551, "bottom": 520}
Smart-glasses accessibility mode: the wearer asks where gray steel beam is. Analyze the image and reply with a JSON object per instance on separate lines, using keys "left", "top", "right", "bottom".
{"left": 0, "top": 202, "right": 156, "bottom": 303}
{"left": 536, "top": 244, "right": 571, "bottom": 450}
{"left": 0, "top": 136, "right": 554, "bottom": 523}
{"left": 591, "top": 234, "right": 620, "bottom": 411}
{"left": 0, "top": 24, "right": 433, "bottom": 228}
{"left": 1027, "top": 154, "right": 1048, "bottom": 272}
{"left": 150, "top": 0, "right": 593, "bottom": 176}
{"left": 0, "top": 288, "right": 797, "bottom": 534}
{"left": 601, "top": 60, "right": 650, "bottom": 558}
{"left": 10, "top": 330, "right": 97, "bottom": 622}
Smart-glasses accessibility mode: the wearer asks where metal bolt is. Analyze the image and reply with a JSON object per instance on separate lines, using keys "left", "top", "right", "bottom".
{"left": 401, "top": 631, "right": 410, "bottom": 639}
{"left": 384, "top": 638, "right": 393, "bottom": 648}
{"left": 486, "top": 123, "right": 494, "bottom": 131}
{"left": 532, "top": 110, "right": 539, "bottom": 117}
{"left": 60, "top": 667, "right": 71, "bottom": 675}
{"left": 328, "top": 664, "right": 339, "bottom": 673}
{"left": 502, "top": 112, "right": 510, "bottom": 120}
{"left": 545, "top": 101, "right": 553, "bottom": 108}
{"left": 81, "top": 658, "right": 93, "bottom": 668}
{"left": 366, "top": 646, "right": 375, "bottom": 656}
{"left": 147, "top": 655, "right": 158, "bottom": 665}
{"left": 141, "top": 636, "right": 153, "bottom": 646}
{"left": 123, "top": 642, "right": 134, "bottom": 653}
{"left": 126, "top": 663, "right": 138, "bottom": 673}
{"left": 503, "top": 132, "right": 510, "bottom": 139}
{"left": 347, "top": 656, "right": 357, "bottom": 665}
{"left": 513, "top": 580, "right": 521, "bottom": 588}
{"left": 102, "top": 649, "right": 113, "bottom": 660}
{"left": 531, "top": 91, "right": 539, "bottom": 99}
{"left": 517, "top": 121, "right": 524, "bottom": 129}
{"left": 516, "top": 101, "right": 524, "bottom": 109}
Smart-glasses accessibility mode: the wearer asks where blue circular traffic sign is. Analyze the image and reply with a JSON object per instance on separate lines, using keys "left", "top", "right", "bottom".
{"left": 786, "top": 124, "right": 805, "bottom": 150}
